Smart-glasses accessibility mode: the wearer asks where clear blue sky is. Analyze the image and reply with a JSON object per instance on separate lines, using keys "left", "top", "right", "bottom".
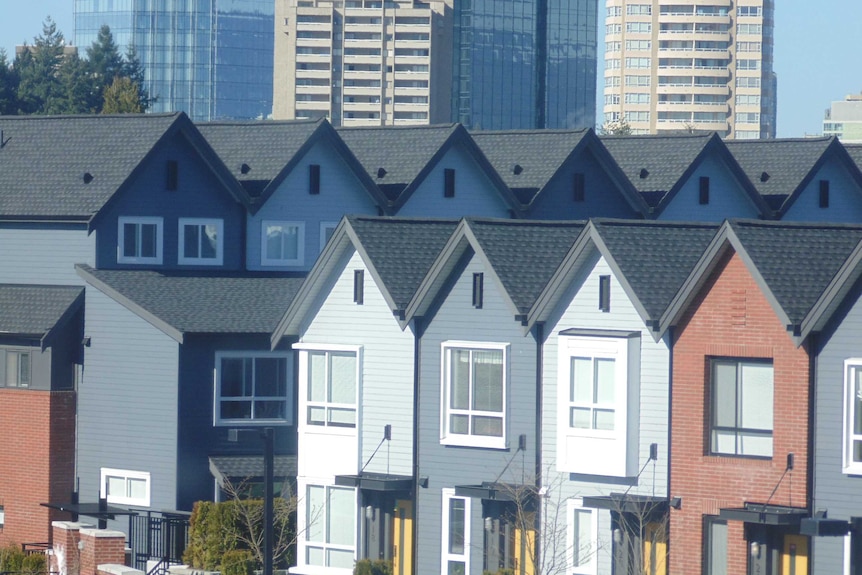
{"left": 1, "top": 0, "right": 859, "bottom": 138}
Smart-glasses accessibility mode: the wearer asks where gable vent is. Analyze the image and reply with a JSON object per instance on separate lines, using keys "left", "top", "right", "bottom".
{"left": 240, "top": 163, "right": 251, "bottom": 175}
{"left": 639, "top": 168, "right": 649, "bottom": 179}
{"left": 760, "top": 171, "right": 770, "bottom": 182}
{"left": 513, "top": 164, "right": 523, "bottom": 175}
{"left": 82, "top": 172, "right": 94, "bottom": 184}
{"left": 377, "top": 167, "right": 387, "bottom": 179}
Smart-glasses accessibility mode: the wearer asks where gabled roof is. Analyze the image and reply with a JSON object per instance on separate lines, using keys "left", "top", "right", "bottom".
{"left": 601, "top": 133, "right": 768, "bottom": 217}
{"left": 0, "top": 285, "right": 84, "bottom": 348}
{"left": 198, "top": 118, "right": 387, "bottom": 212}
{"left": 725, "top": 137, "right": 862, "bottom": 214}
{"left": 529, "top": 220, "right": 718, "bottom": 337}
{"left": 0, "top": 112, "right": 248, "bottom": 223}
{"left": 407, "top": 219, "right": 585, "bottom": 327}
{"left": 271, "top": 216, "right": 459, "bottom": 345}
{"left": 847, "top": 144, "right": 862, "bottom": 169}
{"left": 661, "top": 220, "right": 862, "bottom": 343}
{"left": 472, "top": 128, "right": 648, "bottom": 214}
{"left": 337, "top": 123, "right": 519, "bottom": 212}
{"left": 76, "top": 265, "right": 304, "bottom": 343}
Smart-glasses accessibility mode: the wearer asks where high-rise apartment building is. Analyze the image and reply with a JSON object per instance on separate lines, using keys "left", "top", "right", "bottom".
{"left": 603, "top": 0, "right": 776, "bottom": 138}
{"left": 823, "top": 93, "right": 862, "bottom": 143}
{"left": 274, "top": 0, "right": 598, "bottom": 130}
{"left": 74, "top": 0, "right": 274, "bottom": 122}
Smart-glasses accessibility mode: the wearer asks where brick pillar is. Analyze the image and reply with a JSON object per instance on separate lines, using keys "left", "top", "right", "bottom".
{"left": 51, "top": 521, "right": 94, "bottom": 575}
{"left": 79, "top": 528, "right": 127, "bottom": 575}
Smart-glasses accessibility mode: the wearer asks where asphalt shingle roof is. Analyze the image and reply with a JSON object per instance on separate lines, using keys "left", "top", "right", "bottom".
{"left": 846, "top": 144, "right": 862, "bottom": 172}
{"left": 77, "top": 265, "right": 304, "bottom": 334}
{"left": 601, "top": 133, "right": 714, "bottom": 204}
{"left": 725, "top": 137, "right": 834, "bottom": 209}
{"left": 0, "top": 285, "right": 83, "bottom": 336}
{"left": 337, "top": 124, "right": 459, "bottom": 201}
{"left": 591, "top": 219, "right": 719, "bottom": 319}
{"left": 347, "top": 216, "right": 459, "bottom": 309}
{"left": 471, "top": 130, "right": 591, "bottom": 203}
{"left": 467, "top": 219, "right": 586, "bottom": 313}
{"left": 209, "top": 455, "right": 297, "bottom": 480}
{"left": 728, "top": 220, "right": 862, "bottom": 324}
{"left": 0, "top": 113, "right": 183, "bottom": 218}
{"left": 197, "top": 119, "right": 323, "bottom": 197}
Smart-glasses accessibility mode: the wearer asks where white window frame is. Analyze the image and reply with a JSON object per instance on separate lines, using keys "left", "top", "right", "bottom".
{"left": 117, "top": 216, "right": 163, "bottom": 264}
{"left": 178, "top": 218, "right": 224, "bottom": 266}
{"left": 100, "top": 468, "right": 151, "bottom": 507}
{"left": 295, "top": 343, "right": 361, "bottom": 435}
{"left": 261, "top": 220, "right": 305, "bottom": 266}
{"left": 440, "top": 341, "right": 509, "bottom": 449}
{"left": 567, "top": 498, "right": 598, "bottom": 575}
{"left": 4, "top": 348, "right": 31, "bottom": 388}
{"left": 213, "top": 351, "right": 293, "bottom": 426}
{"left": 319, "top": 221, "right": 339, "bottom": 252}
{"left": 442, "top": 488, "right": 470, "bottom": 575}
{"left": 300, "top": 479, "right": 357, "bottom": 574}
{"left": 843, "top": 360, "right": 862, "bottom": 474}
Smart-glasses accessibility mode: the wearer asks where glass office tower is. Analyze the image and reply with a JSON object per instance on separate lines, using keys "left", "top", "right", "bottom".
{"left": 452, "top": 0, "right": 597, "bottom": 130}
{"left": 74, "top": 0, "right": 274, "bottom": 121}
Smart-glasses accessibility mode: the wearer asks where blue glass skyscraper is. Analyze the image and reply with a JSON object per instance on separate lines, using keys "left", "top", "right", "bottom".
{"left": 74, "top": 0, "right": 274, "bottom": 121}
{"left": 452, "top": 0, "right": 597, "bottom": 130}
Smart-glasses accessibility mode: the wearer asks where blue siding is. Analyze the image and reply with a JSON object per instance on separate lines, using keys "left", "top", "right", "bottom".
{"left": 247, "top": 141, "right": 379, "bottom": 271}
{"left": 395, "top": 143, "right": 512, "bottom": 218}
{"left": 657, "top": 155, "right": 760, "bottom": 221}
{"left": 94, "top": 133, "right": 245, "bottom": 270}
{"left": 415, "top": 253, "right": 538, "bottom": 575}
{"left": 782, "top": 156, "right": 862, "bottom": 222}
{"left": 77, "top": 286, "right": 180, "bottom": 512}
{"left": 0, "top": 223, "right": 93, "bottom": 285}
{"left": 528, "top": 148, "right": 642, "bottom": 219}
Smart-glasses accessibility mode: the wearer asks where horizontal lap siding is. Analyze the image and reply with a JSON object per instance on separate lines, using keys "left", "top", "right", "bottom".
{"left": 0, "top": 225, "right": 93, "bottom": 285}
{"left": 782, "top": 156, "right": 862, "bottom": 222}
{"left": 77, "top": 287, "right": 179, "bottom": 512}
{"left": 542, "top": 251, "right": 669, "bottom": 575}
{"left": 416, "top": 254, "right": 537, "bottom": 575}
{"left": 657, "top": 155, "right": 760, "bottom": 221}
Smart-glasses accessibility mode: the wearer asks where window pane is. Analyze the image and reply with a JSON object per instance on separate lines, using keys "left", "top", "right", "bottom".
{"left": 594, "top": 409, "right": 615, "bottom": 431}
{"left": 266, "top": 225, "right": 284, "bottom": 260}
{"left": 741, "top": 363, "right": 773, "bottom": 431}
{"left": 740, "top": 433, "right": 772, "bottom": 457}
{"left": 306, "top": 486, "right": 325, "bottom": 542}
{"left": 254, "top": 400, "right": 286, "bottom": 419}
{"left": 141, "top": 224, "right": 157, "bottom": 258}
{"left": 595, "top": 358, "right": 615, "bottom": 403}
{"left": 308, "top": 352, "right": 326, "bottom": 401}
{"left": 184, "top": 224, "right": 200, "bottom": 258}
{"left": 571, "top": 357, "right": 592, "bottom": 403}
{"left": 6, "top": 352, "right": 18, "bottom": 386}
{"left": 308, "top": 406, "right": 326, "bottom": 425}
{"left": 571, "top": 407, "right": 591, "bottom": 429}
{"left": 472, "top": 415, "right": 502, "bottom": 437}
{"left": 712, "top": 429, "right": 736, "bottom": 454}
{"left": 107, "top": 476, "right": 125, "bottom": 498}
{"left": 128, "top": 477, "right": 147, "bottom": 500}
{"left": 123, "top": 223, "right": 137, "bottom": 257}
{"left": 328, "top": 407, "right": 356, "bottom": 427}
{"left": 573, "top": 508, "right": 592, "bottom": 566}
{"left": 18, "top": 353, "right": 29, "bottom": 386}
{"left": 327, "top": 549, "right": 354, "bottom": 569}
{"left": 306, "top": 547, "right": 324, "bottom": 566}
{"left": 472, "top": 350, "right": 503, "bottom": 412}
{"left": 281, "top": 226, "right": 299, "bottom": 259}
{"left": 221, "top": 400, "right": 252, "bottom": 420}
{"left": 221, "top": 358, "right": 247, "bottom": 397}
{"left": 713, "top": 362, "right": 737, "bottom": 427}
{"left": 327, "top": 488, "right": 355, "bottom": 546}
{"left": 447, "top": 562, "right": 466, "bottom": 575}
{"left": 853, "top": 368, "right": 862, "bottom": 437}
{"left": 707, "top": 521, "right": 727, "bottom": 575}
{"left": 448, "top": 498, "right": 465, "bottom": 554}
{"left": 256, "top": 357, "right": 285, "bottom": 397}
{"left": 329, "top": 352, "right": 356, "bottom": 404}
{"left": 451, "top": 349, "right": 470, "bottom": 410}
{"left": 201, "top": 224, "right": 218, "bottom": 258}
{"left": 450, "top": 414, "right": 469, "bottom": 434}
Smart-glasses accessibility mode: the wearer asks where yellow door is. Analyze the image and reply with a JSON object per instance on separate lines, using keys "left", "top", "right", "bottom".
{"left": 392, "top": 500, "right": 413, "bottom": 575}
{"left": 514, "top": 527, "right": 536, "bottom": 575}
{"left": 781, "top": 534, "right": 809, "bottom": 575}
{"left": 644, "top": 522, "right": 668, "bottom": 575}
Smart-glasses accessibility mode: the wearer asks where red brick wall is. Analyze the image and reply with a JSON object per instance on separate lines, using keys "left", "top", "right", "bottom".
{"left": 0, "top": 389, "right": 76, "bottom": 545}
{"left": 80, "top": 529, "right": 126, "bottom": 575}
{"left": 669, "top": 251, "right": 810, "bottom": 574}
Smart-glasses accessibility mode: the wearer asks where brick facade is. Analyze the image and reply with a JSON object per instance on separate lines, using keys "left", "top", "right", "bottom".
{"left": 0, "top": 389, "right": 76, "bottom": 545}
{"left": 669, "top": 250, "right": 810, "bottom": 574}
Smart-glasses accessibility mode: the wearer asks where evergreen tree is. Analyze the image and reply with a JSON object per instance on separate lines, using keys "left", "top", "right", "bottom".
{"left": 122, "top": 43, "right": 152, "bottom": 111}
{"left": 86, "top": 25, "right": 125, "bottom": 111}
{"left": 0, "top": 50, "right": 19, "bottom": 115}
{"left": 102, "top": 76, "right": 144, "bottom": 114}
{"left": 14, "top": 17, "right": 66, "bottom": 114}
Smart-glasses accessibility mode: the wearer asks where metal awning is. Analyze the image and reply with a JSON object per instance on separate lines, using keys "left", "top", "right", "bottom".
{"left": 800, "top": 516, "right": 852, "bottom": 537}
{"left": 582, "top": 493, "right": 670, "bottom": 515}
{"left": 719, "top": 503, "right": 809, "bottom": 526}
{"left": 208, "top": 455, "right": 297, "bottom": 488}
{"left": 454, "top": 482, "right": 536, "bottom": 503}
{"left": 334, "top": 472, "right": 413, "bottom": 492}
{"left": 41, "top": 502, "right": 139, "bottom": 520}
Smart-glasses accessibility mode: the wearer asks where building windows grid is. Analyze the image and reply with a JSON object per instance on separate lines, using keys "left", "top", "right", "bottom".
{"left": 100, "top": 468, "right": 151, "bottom": 507}
{"left": 299, "top": 346, "right": 359, "bottom": 430}
{"left": 305, "top": 483, "right": 356, "bottom": 569}
{"left": 214, "top": 352, "right": 291, "bottom": 425}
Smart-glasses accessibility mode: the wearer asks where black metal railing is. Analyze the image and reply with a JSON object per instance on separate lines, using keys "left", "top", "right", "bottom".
{"left": 127, "top": 510, "right": 191, "bottom": 573}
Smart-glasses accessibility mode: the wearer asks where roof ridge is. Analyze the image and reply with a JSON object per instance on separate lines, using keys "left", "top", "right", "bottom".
{"left": 472, "top": 128, "right": 590, "bottom": 136}
{"left": 337, "top": 123, "right": 458, "bottom": 132}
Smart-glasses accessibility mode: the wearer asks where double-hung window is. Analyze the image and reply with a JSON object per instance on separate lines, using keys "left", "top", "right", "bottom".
{"left": 442, "top": 489, "right": 470, "bottom": 575}
{"left": 262, "top": 221, "right": 304, "bottom": 266}
{"left": 843, "top": 361, "right": 862, "bottom": 474}
{"left": 179, "top": 218, "right": 223, "bottom": 265}
{"left": 441, "top": 342, "right": 508, "bottom": 449}
{"left": 4, "top": 350, "right": 30, "bottom": 387}
{"left": 118, "top": 217, "right": 162, "bottom": 264}
{"left": 305, "top": 483, "right": 356, "bottom": 569}
{"left": 710, "top": 359, "right": 773, "bottom": 457}
{"left": 567, "top": 499, "right": 597, "bottom": 575}
{"left": 215, "top": 352, "right": 291, "bottom": 425}
{"left": 101, "top": 468, "right": 151, "bottom": 507}
{"left": 305, "top": 348, "right": 358, "bottom": 429}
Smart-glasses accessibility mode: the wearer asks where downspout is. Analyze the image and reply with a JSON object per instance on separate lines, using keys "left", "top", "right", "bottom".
{"left": 665, "top": 326, "right": 675, "bottom": 565}
{"left": 807, "top": 333, "right": 818, "bottom": 564}
{"left": 534, "top": 322, "right": 544, "bottom": 569}
{"left": 411, "top": 316, "right": 424, "bottom": 575}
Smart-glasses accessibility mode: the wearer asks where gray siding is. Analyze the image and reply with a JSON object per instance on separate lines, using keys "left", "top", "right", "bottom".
{"left": 782, "top": 156, "right": 862, "bottom": 222}
{"left": 541, "top": 249, "right": 670, "bottom": 575}
{"left": 77, "top": 286, "right": 179, "bottom": 512}
{"left": 415, "top": 253, "right": 538, "bottom": 575}
{"left": 0, "top": 224, "right": 93, "bottom": 285}
{"left": 0, "top": 342, "right": 51, "bottom": 390}
{"left": 813, "top": 280, "right": 862, "bottom": 574}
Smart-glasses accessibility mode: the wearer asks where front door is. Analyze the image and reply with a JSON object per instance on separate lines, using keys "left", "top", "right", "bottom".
{"left": 781, "top": 534, "right": 808, "bottom": 575}
{"left": 644, "top": 521, "right": 668, "bottom": 575}
{"left": 392, "top": 499, "right": 413, "bottom": 575}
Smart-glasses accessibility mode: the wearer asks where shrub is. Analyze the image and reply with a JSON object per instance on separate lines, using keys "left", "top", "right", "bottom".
{"left": 21, "top": 552, "right": 48, "bottom": 575}
{"left": 183, "top": 500, "right": 239, "bottom": 570}
{"left": 353, "top": 558, "right": 393, "bottom": 575}
{"left": 0, "top": 545, "right": 26, "bottom": 573}
{"left": 221, "top": 549, "right": 254, "bottom": 575}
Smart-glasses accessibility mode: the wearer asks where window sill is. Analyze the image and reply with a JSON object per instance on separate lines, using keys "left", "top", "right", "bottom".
{"left": 215, "top": 419, "right": 292, "bottom": 427}
{"left": 440, "top": 436, "right": 507, "bottom": 450}
{"left": 117, "top": 258, "right": 162, "bottom": 265}
{"left": 842, "top": 465, "right": 862, "bottom": 476}
{"left": 261, "top": 258, "right": 305, "bottom": 267}
{"left": 178, "top": 258, "right": 223, "bottom": 266}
